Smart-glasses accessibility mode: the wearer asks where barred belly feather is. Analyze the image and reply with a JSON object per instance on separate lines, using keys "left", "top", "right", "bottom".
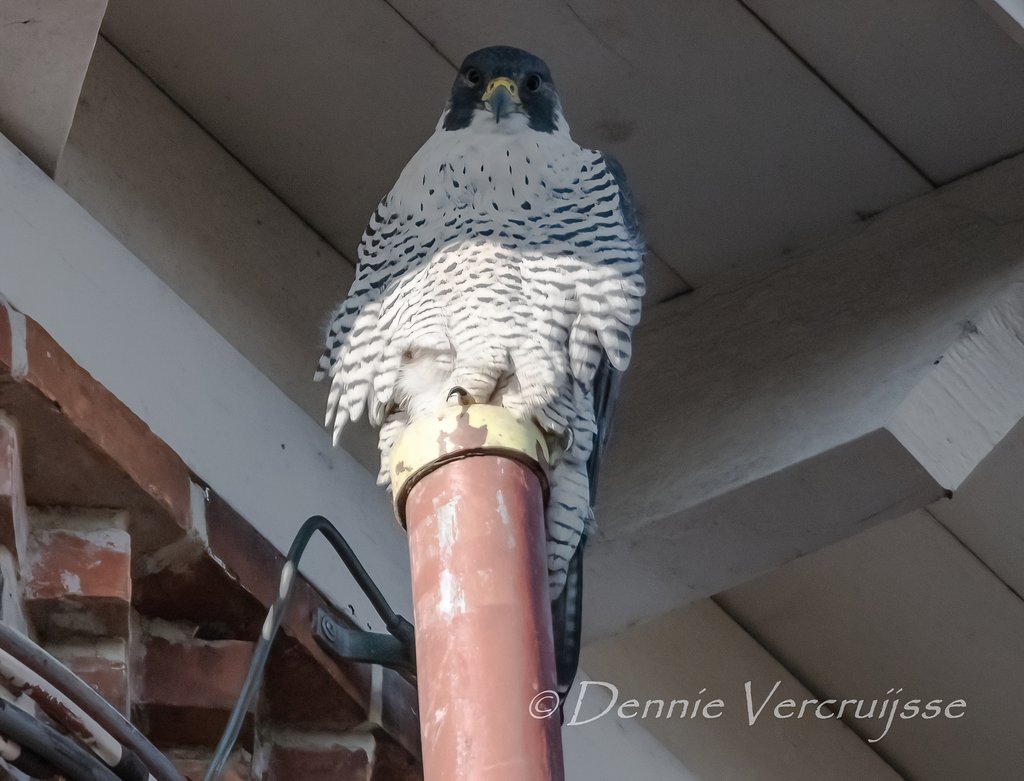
{"left": 317, "top": 109, "right": 644, "bottom": 596}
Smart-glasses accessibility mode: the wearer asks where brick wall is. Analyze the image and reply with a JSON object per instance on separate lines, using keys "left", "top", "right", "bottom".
{"left": 0, "top": 303, "right": 420, "bottom": 780}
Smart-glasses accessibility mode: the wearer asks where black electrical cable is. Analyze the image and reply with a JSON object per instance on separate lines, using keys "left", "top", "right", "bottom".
{"left": 0, "top": 621, "right": 184, "bottom": 781}
{"left": 0, "top": 734, "right": 62, "bottom": 778}
{"left": 204, "top": 515, "right": 413, "bottom": 781}
{"left": 317, "top": 519, "right": 416, "bottom": 649}
{"left": 0, "top": 698, "right": 121, "bottom": 781}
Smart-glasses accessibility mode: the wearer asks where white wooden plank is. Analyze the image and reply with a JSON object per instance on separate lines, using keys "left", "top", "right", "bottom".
{"left": 889, "top": 283, "right": 1024, "bottom": 490}
{"left": 582, "top": 600, "right": 902, "bottom": 780}
{"left": 585, "top": 153, "right": 1024, "bottom": 639}
{"left": 58, "top": 40, "right": 354, "bottom": 434}
{"left": 747, "top": 0, "right": 1024, "bottom": 182}
{"left": 929, "top": 418, "right": 1024, "bottom": 599}
{"left": 977, "top": 0, "right": 1024, "bottom": 47}
{"left": 602, "top": 152, "right": 1024, "bottom": 538}
{"left": 563, "top": 672, "right": 698, "bottom": 780}
{"left": 100, "top": 0, "right": 455, "bottom": 269}
{"left": 0, "top": 0, "right": 107, "bottom": 174}
{"left": 718, "top": 511, "right": 1024, "bottom": 781}
{"left": 586, "top": 429, "right": 942, "bottom": 641}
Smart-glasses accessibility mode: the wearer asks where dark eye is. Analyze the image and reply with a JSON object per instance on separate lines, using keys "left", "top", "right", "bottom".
{"left": 524, "top": 73, "right": 543, "bottom": 92}
{"left": 464, "top": 68, "right": 482, "bottom": 86}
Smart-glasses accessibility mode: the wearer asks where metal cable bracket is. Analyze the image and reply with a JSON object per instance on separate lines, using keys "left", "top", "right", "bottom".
{"left": 313, "top": 608, "right": 416, "bottom": 679}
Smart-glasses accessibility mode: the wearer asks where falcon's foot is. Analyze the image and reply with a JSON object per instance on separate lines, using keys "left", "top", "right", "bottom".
{"left": 446, "top": 386, "right": 475, "bottom": 406}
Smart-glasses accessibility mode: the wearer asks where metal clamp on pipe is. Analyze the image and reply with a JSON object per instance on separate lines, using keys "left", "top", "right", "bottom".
{"left": 390, "top": 404, "right": 551, "bottom": 526}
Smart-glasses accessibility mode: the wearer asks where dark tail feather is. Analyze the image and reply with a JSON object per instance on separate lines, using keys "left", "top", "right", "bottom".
{"left": 554, "top": 359, "right": 623, "bottom": 708}
{"left": 554, "top": 535, "right": 585, "bottom": 701}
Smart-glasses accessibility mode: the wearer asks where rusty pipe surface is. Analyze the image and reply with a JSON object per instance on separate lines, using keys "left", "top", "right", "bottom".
{"left": 394, "top": 406, "right": 564, "bottom": 781}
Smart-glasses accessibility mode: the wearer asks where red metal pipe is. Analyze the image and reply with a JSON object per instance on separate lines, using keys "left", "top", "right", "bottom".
{"left": 397, "top": 409, "right": 564, "bottom": 781}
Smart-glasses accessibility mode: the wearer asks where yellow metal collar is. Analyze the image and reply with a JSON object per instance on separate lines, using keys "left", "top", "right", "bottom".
{"left": 389, "top": 405, "right": 550, "bottom": 527}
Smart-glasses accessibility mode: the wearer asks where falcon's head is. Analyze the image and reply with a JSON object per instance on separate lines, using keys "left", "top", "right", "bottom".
{"left": 442, "top": 46, "right": 564, "bottom": 134}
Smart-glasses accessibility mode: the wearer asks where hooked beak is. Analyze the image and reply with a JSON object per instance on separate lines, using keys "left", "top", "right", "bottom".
{"left": 482, "top": 77, "right": 520, "bottom": 122}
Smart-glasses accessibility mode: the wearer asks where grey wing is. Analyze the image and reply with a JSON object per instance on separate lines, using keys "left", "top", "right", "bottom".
{"left": 315, "top": 197, "right": 397, "bottom": 381}
{"left": 555, "top": 154, "right": 644, "bottom": 698}
{"left": 316, "top": 192, "right": 431, "bottom": 441}
{"left": 555, "top": 360, "right": 621, "bottom": 698}
{"left": 599, "top": 153, "right": 643, "bottom": 247}
{"left": 588, "top": 152, "right": 643, "bottom": 494}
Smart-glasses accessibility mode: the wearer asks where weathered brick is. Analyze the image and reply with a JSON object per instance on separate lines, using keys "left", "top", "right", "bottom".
{"left": 205, "top": 492, "right": 421, "bottom": 759}
{"left": 49, "top": 640, "right": 130, "bottom": 717}
{"left": 142, "top": 704, "right": 253, "bottom": 751}
{"left": 0, "top": 308, "right": 419, "bottom": 774}
{"left": 261, "top": 639, "right": 366, "bottom": 729}
{"left": 139, "top": 636, "right": 254, "bottom": 711}
{"left": 135, "top": 634, "right": 257, "bottom": 749}
{"left": 134, "top": 538, "right": 267, "bottom": 640}
{"left": 22, "top": 318, "right": 192, "bottom": 536}
{"left": 166, "top": 749, "right": 249, "bottom": 781}
{"left": 24, "top": 519, "right": 131, "bottom": 640}
{"left": 0, "top": 309, "right": 189, "bottom": 556}
{"left": 371, "top": 733, "right": 421, "bottom": 781}
{"left": 257, "top": 737, "right": 374, "bottom": 781}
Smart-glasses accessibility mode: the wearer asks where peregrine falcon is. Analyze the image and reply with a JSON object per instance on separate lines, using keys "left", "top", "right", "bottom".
{"left": 317, "top": 45, "right": 644, "bottom": 691}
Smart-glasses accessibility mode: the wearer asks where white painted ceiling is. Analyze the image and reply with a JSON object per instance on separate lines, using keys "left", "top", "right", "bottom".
{"left": 100, "top": 0, "right": 1024, "bottom": 300}
{"left": 718, "top": 504, "right": 1024, "bottom": 781}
